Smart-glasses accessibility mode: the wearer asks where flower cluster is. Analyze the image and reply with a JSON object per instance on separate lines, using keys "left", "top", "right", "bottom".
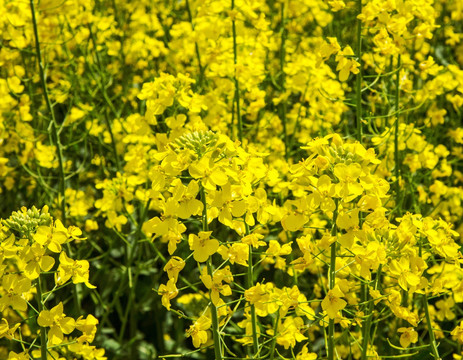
{"left": 0, "top": 206, "right": 104, "bottom": 359}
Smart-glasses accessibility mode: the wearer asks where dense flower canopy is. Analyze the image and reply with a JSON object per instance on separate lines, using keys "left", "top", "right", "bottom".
{"left": 0, "top": 0, "right": 462, "bottom": 359}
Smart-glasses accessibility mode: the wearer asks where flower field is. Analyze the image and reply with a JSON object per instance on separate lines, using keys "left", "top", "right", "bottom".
{"left": 1, "top": 0, "right": 463, "bottom": 359}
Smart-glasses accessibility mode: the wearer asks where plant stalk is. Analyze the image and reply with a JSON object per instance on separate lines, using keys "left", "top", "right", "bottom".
{"left": 37, "top": 276, "right": 48, "bottom": 359}
{"left": 200, "top": 186, "right": 222, "bottom": 360}
{"left": 356, "top": 0, "right": 363, "bottom": 142}
{"left": 394, "top": 55, "right": 402, "bottom": 212}
{"left": 360, "top": 265, "right": 382, "bottom": 360}
{"left": 280, "top": 2, "right": 288, "bottom": 159}
{"left": 186, "top": 0, "right": 205, "bottom": 89}
{"left": 423, "top": 292, "right": 441, "bottom": 360}
{"left": 30, "top": 0, "right": 67, "bottom": 223}
{"left": 245, "top": 224, "right": 259, "bottom": 356}
{"left": 232, "top": 0, "right": 243, "bottom": 143}
{"left": 327, "top": 200, "right": 339, "bottom": 360}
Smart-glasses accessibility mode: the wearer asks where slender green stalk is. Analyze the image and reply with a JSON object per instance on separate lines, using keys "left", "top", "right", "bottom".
{"left": 269, "top": 308, "right": 280, "bottom": 360}
{"left": 245, "top": 224, "right": 259, "bottom": 356}
{"left": 355, "top": 0, "right": 363, "bottom": 142}
{"left": 103, "top": 113, "right": 121, "bottom": 171}
{"left": 207, "top": 258, "right": 223, "bottom": 360}
{"left": 287, "top": 81, "right": 309, "bottom": 152}
{"left": 232, "top": 0, "right": 243, "bottom": 143}
{"left": 279, "top": 3, "right": 288, "bottom": 159}
{"left": 360, "top": 265, "right": 382, "bottom": 360}
{"left": 418, "top": 238, "right": 440, "bottom": 359}
{"left": 200, "top": 187, "right": 222, "bottom": 360}
{"left": 327, "top": 257, "right": 336, "bottom": 360}
{"left": 185, "top": 0, "right": 205, "bottom": 89}
{"left": 200, "top": 187, "right": 208, "bottom": 233}
{"left": 31, "top": 0, "right": 81, "bottom": 314}
{"left": 88, "top": 25, "right": 121, "bottom": 172}
{"left": 36, "top": 276, "right": 48, "bottom": 359}
{"left": 30, "top": 0, "right": 67, "bottom": 223}
{"left": 327, "top": 200, "right": 339, "bottom": 360}
{"left": 117, "top": 240, "right": 140, "bottom": 346}
{"left": 423, "top": 293, "right": 441, "bottom": 360}
{"left": 110, "top": 0, "right": 127, "bottom": 74}
{"left": 394, "top": 55, "right": 402, "bottom": 211}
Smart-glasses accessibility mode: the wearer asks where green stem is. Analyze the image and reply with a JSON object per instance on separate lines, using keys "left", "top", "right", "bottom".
{"left": 245, "top": 224, "right": 259, "bottom": 356}
{"left": 117, "top": 241, "right": 140, "bottom": 345}
{"left": 31, "top": 0, "right": 82, "bottom": 315}
{"left": 327, "top": 200, "right": 339, "bottom": 360}
{"left": 104, "top": 113, "right": 121, "bottom": 171}
{"left": 36, "top": 276, "right": 48, "bottom": 359}
{"left": 232, "top": 0, "right": 243, "bottom": 143}
{"left": 200, "top": 187, "right": 208, "bottom": 233}
{"left": 200, "top": 186, "right": 222, "bottom": 360}
{"left": 418, "top": 238, "right": 439, "bottom": 359}
{"left": 30, "top": 0, "right": 67, "bottom": 223}
{"left": 394, "top": 55, "right": 402, "bottom": 212}
{"left": 88, "top": 25, "right": 121, "bottom": 172}
{"left": 207, "top": 258, "right": 223, "bottom": 360}
{"left": 423, "top": 293, "right": 440, "bottom": 359}
{"left": 185, "top": 0, "right": 204, "bottom": 90}
{"left": 280, "top": 3, "right": 288, "bottom": 159}
{"left": 360, "top": 265, "right": 382, "bottom": 360}
{"left": 269, "top": 308, "right": 280, "bottom": 360}
{"left": 355, "top": 0, "right": 363, "bottom": 142}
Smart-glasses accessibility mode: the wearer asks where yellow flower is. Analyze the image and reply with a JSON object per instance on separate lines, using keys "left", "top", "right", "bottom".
{"left": 76, "top": 314, "right": 99, "bottom": 343}
{"left": 189, "top": 231, "right": 219, "bottom": 263}
{"left": 245, "top": 282, "right": 279, "bottom": 317}
{"left": 67, "top": 225, "right": 86, "bottom": 241}
{"left": 237, "top": 308, "right": 261, "bottom": 345}
{"left": 33, "top": 221, "right": 68, "bottom": 253}
{"left": 7, "top": 351, "right": 29, "bottom": 360}
{"left": 352, "top": 241, "right": 387, "bottom": 279}
{"left": 317, "top": 37, "right": 341, "bottom": 65}
{"left": 200, "top": 266, "right": 232, "bottom": 305}
{"left": 31, "top": 349, "right": 65, "bottom": 360}
{"left": 328, "top": 0, "right": 346, "bottom": 12}
{"left": 34, "top": 142, "right": 58, "bottom": 169}
{"left": 334, "top": 163, "right": 364, "bottom": 201}
{"left": 388, "top": 257, "right": 422, "bottom": 291}
{"left": 451, "top": 321, "right": 463, "bottom": 343}
{"left": 22, "top": 243, "right": 55, "bottom": 280}
{"left": 68, "top": 342, "right": 107, "bottom": 360}
{"left": 186, "top": 315, "right": 211, "bottom": 348}
{"left": 163, "top": 256, "right": 185, "bottom": 282}
{"left": 308, "top": 174, "right": 336, "bottom": 213}
{"left": 281, "top": 207, "right": 310, "bottom": 232}
{"left": 296, "top": 344, "right": 317, "bottom": 360}
{"left": 264, "top": 240, "right": 292, "bottom": 268}
{"left": 218, "top": 243, "right": 249, "bottom": 266}
{"left": 435, "top": 297, "right": 456, "bottom": 321}
{"left": 143, "top": 216, "right": 186, "bottom": 255}
{"left": 0, "top": 319, "right": 20, "bottom": 340}
{"left": 189, "top": 156, "right": 228, "bottom": 191}
{"left": 398, "top": 327, "right": 418, "bottom": 348}
{"left": 321, "top": 286, "right": 347, "bottom": 319}
{"left": 158, "top": 278, "right": 178, "bottom": 311}
{"left": 170, "top": 179, "right": 203, "bottom": 219}
{"left": 274, "top": 316, "right": 307, "bottom": 350}
{"left": 56, "top": 251, "right": 95, "bottom": 289}
{"left": 0, "top": 274, "right": 31, "bottom": 312}
{"left": 335, "top": 46, "right": 360, "bottom": 82}
{"left": 279, "top": 285, "right": 315, "bottom": 320}
{"left": 165, "top": 114, "right": 187, "bottom": 130}
{"left": 37, "top": 302, "right": 76, "bottom": 345}
{"left": 241, "top": 233, "right": 266, "bottom": 248}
